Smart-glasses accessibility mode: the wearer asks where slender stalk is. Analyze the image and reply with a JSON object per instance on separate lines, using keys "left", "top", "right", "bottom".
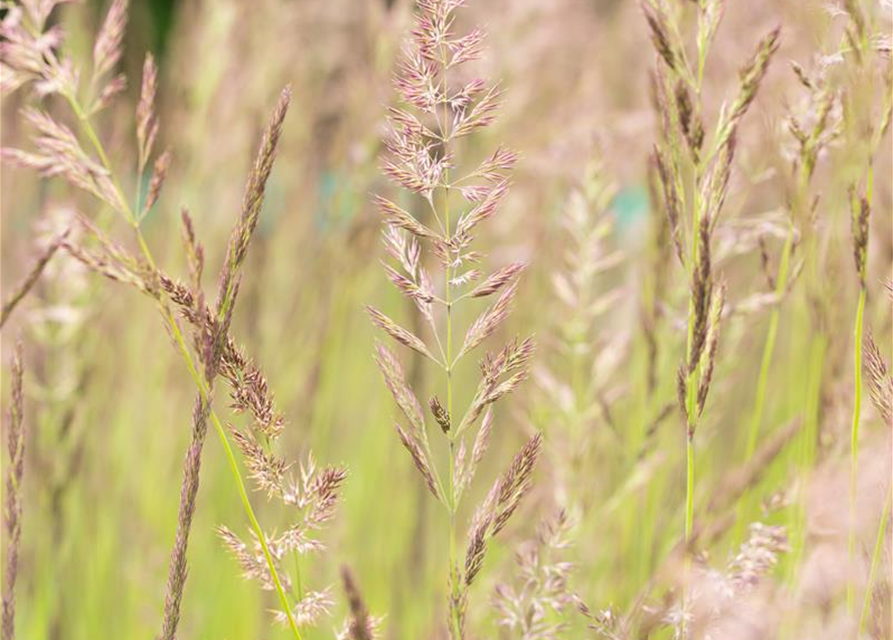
{"left": 444, "top": 174, "right": 459, "bottom": 632}
{"left": 293, "top": 550, "right": 304, "bottom": 601}
{"left": 858, "top": 484, "right": 891, "bottom": 638}
{"left": 847, "top": 286, "right": 867, "bottom": 615}
{"left": 734, "top": 228, "right": 794, "bottom": 544}
{"left": 212, "top": 412, "right": 302, "bottom": 636}
{"left": 685, "top": 434, "right": 695, "bottom": 545}
{"left": 846, "top": 162, "right": 872, "bottom": 615}
{"left": 681, "top": 109, "right": 704, "bottom": 638}
{"left": 65, "top": 88, "right": 303, "bottom": 640}
{"left": 2, "top": 342, "right": 25, "bottom": 640}
{"left": 436, "top": 37, "right": 464, "bottom": 639}
{"left": 682, "top": 331, "right": 697, "bottom": 640}
{"left": 444, "top": 121, "right": 463, "bottom": 640}
{"left": 786, "top": 334, "right": 825, "bottom": 585}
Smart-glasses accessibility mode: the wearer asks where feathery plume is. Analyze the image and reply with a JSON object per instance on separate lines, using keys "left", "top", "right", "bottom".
{"left": 161, "top": 87, "right": 295, "bottom": 640}
{"left": 3, "top": 109, "right": 126, "bottom": 213}
{"left": 371, "top": 1, "right": 540, "bottom": 635}
{"left": 92, "top": 0, "right": 127, "bottom": 80}
{"left": 863, "top": 329, "right": 892, "bottom": 425}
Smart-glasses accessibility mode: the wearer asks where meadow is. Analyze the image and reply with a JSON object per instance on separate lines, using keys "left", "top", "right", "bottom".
{"left": 0, "top": 0, "right": 891, "bottom": 639}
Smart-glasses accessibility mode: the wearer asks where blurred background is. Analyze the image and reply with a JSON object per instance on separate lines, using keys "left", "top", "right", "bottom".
{"left": 1, "top": 0, "right": 891, "bottom": 638}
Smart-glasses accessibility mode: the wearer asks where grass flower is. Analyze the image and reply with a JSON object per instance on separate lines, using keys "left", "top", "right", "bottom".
{"left": 2, "top": 341, "right": 25, "bottom": 640}
{"left": 370, "top": 1, "right": 542, "bottom": 636}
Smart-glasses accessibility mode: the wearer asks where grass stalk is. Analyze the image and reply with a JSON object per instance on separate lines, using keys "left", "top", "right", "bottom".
{"left": 65, "top": 88, "right": 303, "bottom": 640}
{"left": 786, "top": 334, "right": 826, "bottom": 584}
{"left": 858, "top": 484, "right": 891, "bottom": 638}
{"left": 734, "top": 228, "right": 794, "bottom": 544}
{"left": 436, "top": 38, "right": 463, "bottom": 638}
{"left": 846, "top": 286, "right": 867, "bottom": 615}
{"left": 446, "top": 183, "right": 462, "bottom": 639}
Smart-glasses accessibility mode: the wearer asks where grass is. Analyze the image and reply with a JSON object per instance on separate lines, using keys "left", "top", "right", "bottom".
{"left": 0, "top": 0, "right": 891, "bottom": 639}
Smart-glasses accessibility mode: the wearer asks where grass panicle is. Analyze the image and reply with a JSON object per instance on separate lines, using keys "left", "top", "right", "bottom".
{"left": 1, "top": 341, "right": 25, "bottom": 640}
{"left": 370, "top": 1, "right": 542, "bottom": 636}
{"left": 2, "top": 3, "right": 327, "bottom": 638}
{"left": 645, "top": 0, "right": 779, "bottom": 634}
{"left": 1, "top": 0, "right": 891, "bottom": 637}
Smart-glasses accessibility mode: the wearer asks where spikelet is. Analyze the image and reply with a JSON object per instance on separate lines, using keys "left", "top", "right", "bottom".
{"left": 136, "top": 52, "right": 159, "bottom": 170}
{"left": 641, "top": 0, "right": 679, "bottom": 72}
{"left": 863, "top": 329, "right": 892, "bottom": 425}
{"left": 652, "top": 148, "right": 685, "bottom": 266}
{"left": 179, "top": 208, "right": 204, "bottom": 294}
{"left": 3, "top": 109, "right": 126, "bottom": 213}
{"left": 713, "top": 27, "right": 781, "bottom": 155}
{"left": 459, "top": 281, "right": 520, "bottom": 358}
{"left": 849, "top": 188, "right": 870, "bottom": 289}
{"left": 92, "top": 0, "right": 127, "bottom": 81}
{"left": 430, "top": 396, "right": 451, "bottom": 434}
{"left": 464, "top": 433, "right": 542, "bottom": 586}
{"left": 141, "top": 150, "right": 171, "bottom": 219}
{"left": 367, "top": 306, "right": 439, "bottom": 364}
{"left": 469, "top": 261, "right": 527, "bottom": 299}
{"left": 696, "top": 280, "right": 727, "bottom": 416}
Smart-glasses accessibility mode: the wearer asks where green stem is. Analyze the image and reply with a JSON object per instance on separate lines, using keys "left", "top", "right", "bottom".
{"left": 446, "top": 159, "right": 462, "bottom": 640}
{"left": 847, "top": 287, "right": 867, "bottom": 615}
{"left": 293, "top": 549, "right": 304, "bottom": 602}
{"left": 734, "top": 228, "right": 794, "bottom": 544}
{"left": 436, "top": 41, "right": 463, "bottom": 640}
{"left": 858, "top": 485, "right": 891, "bottom": 638}
{"left": 786, "top": 335, "right": 825, "bottom": 586}
{"left": 66, "top": 90, "right": 303, "bottom": 640}
{"left": 680, "top": 113, "right": 703, "bottom": 640}
{"left": 685, "top": 434, "right": 695, "bottom": 544}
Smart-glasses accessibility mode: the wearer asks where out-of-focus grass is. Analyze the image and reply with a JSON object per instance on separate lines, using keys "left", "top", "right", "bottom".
{"left": 1, "top": 0, "right": 890, "bottom": 639}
